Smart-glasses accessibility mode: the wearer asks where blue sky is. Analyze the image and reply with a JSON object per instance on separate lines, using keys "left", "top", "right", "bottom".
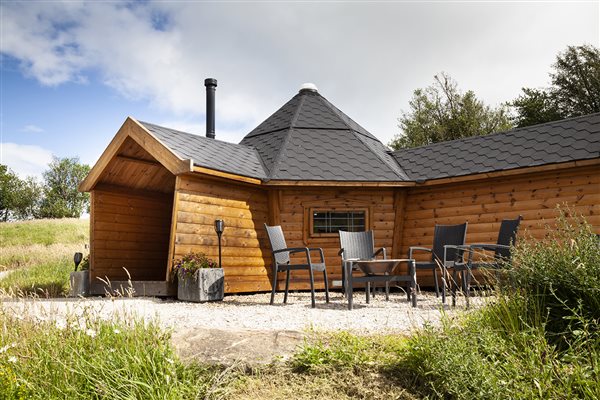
{"left": 1, "top": 1, "right": 599, "bottom": 179}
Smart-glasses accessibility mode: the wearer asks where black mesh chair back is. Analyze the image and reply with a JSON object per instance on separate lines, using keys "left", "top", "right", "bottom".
{"left": 432, "top": 223, "right": 468, "bottom": 264}
{"left": 265, "top": 224, "right": 290, "bottom": 265}
{"left": 494, "top": 216, "right": 522, "bottom": 260}
{"left": 338, "top": 230, "right": 375, "bottom": 260}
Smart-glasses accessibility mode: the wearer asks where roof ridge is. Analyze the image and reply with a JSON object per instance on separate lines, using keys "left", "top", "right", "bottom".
{"left": 392, "top": 112, "right": 600, "bottom": 155}
{"left": 266, "top": 94, "right": 307, "bottom": 180}
{"left": 317, "top": 92, "right": 379, "bottom": 141}
{"left": 352, "top": 132, "right": 409, "bottom": 180}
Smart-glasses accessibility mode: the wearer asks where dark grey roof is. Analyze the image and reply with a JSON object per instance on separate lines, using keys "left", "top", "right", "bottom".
{"left": 139, "top": 121, "right": 267, "bottom": 179}
{"left": 240, "top": 89, "right": 409, "bottom": 181}
{"left": 392, "top": 113, "right": 600, "bottom": 181}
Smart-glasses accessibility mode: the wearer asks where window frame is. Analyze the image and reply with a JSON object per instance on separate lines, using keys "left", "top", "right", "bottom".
{"left": 309, "top": 207, "right": 370, "bottom": 238}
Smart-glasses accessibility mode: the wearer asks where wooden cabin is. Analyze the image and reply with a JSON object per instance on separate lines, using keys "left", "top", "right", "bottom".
{"left": 79, "top": 84, "right": 600, "bottom": 296}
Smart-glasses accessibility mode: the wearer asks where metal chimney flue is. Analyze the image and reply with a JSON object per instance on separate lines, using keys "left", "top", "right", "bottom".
{"left": 204, "top": 78, "right": 217, "bottom": 139}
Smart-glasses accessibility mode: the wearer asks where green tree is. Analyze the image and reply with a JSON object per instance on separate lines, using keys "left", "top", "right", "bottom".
{"left": 39, "top": 157, "right": 91, "bottom": 219}
{"left": 0, "top": 165, "right": 42, "bottom": 220}
{"left": 511, "top": 44, "right": 600, "bottom": 127}
{"left": 0, "top": 165, "right": 20, "bottom": 221}
{"left": 389, "top": 73, "right": 512, "bottom": 150}
{"left": 12, "top": 177, "right": 43, "bottom": 220}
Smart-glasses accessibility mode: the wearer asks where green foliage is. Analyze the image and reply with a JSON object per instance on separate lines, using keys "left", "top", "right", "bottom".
{"left": 507, "top": 208, "right": 600, "bottom": 345}
{"left": 173, "top": 252, "right": 218, "bottom": 280}
{"left": 398, "top": 210, "right": 600, "bottom": 399}
{"left": 511, "top": 44, "right": 600, "bottom": 127}
{"left": 0, "top": 165, "right": 42, "bottom": 221}
{"left": 389, "top": 73, "right": 512, "bottom": 149}
{"left": 0, "top": 218, "right": 88, "bottom": 247}
{"left": 0, "top": 257, "right": 72, "bottom": 296}
{"left": 39, "top": 157, "right": 91, "bottom": 219}
{"left": 290, "top": 331, "right": 407, "bottom": 372}
{"left": 0, "top": 312, "right": 218, "bottom": 399}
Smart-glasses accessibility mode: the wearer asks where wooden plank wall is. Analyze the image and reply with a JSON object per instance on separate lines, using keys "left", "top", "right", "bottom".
{"left": 172, "top": 175, "right": 271, "bottom": 293}
{"left": 91, "top": 186, "right": 173, "bottom": 282}
{"left": 401, "top": 165, "right": 600, "bottom": 286}
{"left": 276, "top": 188, "right": 397, "bottom": 290}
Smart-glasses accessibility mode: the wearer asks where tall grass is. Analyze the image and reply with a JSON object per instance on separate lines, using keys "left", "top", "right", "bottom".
{"left": 0, "top": 219, "right": 89, "bottom": 296}
{"left": 0, "top": 308, "right": 221, "bottom": 399}
{"left": 0, "top": 218, "right": 88, "bottom": 247}
{"left": 399, "top": 209, "right": 600, "bottom": 399}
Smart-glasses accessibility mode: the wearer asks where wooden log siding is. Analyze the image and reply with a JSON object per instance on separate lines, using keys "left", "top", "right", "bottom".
{"left": 172, "top": 175, "right": 271, "bottom": 293}
{"left": 275, "top": 188, "right": 398, "bottom": 290}
{"left": 91, "top": 188, "right": 173, "bottom": 283}
{"left": 400, "top": 165, "right": 600, "bottom": 286}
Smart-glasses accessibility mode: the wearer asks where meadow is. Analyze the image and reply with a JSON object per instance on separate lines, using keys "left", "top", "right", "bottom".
{"left": 0, "top": 213, "right": 598, "bottom": 399}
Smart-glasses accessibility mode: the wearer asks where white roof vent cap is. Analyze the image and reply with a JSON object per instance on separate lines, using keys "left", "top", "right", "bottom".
{"left": 299, "top": 83, "right": 318, "bottom": 93}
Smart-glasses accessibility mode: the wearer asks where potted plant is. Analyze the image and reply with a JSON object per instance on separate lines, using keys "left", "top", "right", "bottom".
{"left": 173, "top": 252, "right": 224, "bottom": 302}
{"left": 69, "top": 253, "right": 90, "bottom": 297}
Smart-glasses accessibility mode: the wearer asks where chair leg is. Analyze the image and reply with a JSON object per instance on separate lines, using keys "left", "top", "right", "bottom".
{"left": 341, "top": 262, "right": 346, "bottom": 298}
{"left": 433, "top": 267, "right": 440, "bottom": 298}
{"left": 308, "top": 267, "right": 316, "bottom": 309}
{"left": 270, "top": 266, "right": 278, "bottom": 305}
{"left": 284, "top": 269, "right": 290, "bottom": 304}
{"left": 366, "top": 282, "right": 370, "bottom": 304}
{"left": 323, "top": 269, "right": 330, "bottom": 303}
{"left": 406, "top": 282, "right": 411, "bottom": 301}
{"left": 385, "top": 281, "right": 390, "bottom": 301}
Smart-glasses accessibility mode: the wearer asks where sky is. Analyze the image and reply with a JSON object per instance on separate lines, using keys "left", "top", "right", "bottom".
{"left": 1, "top": 0, "right": 599, "bottom": 180}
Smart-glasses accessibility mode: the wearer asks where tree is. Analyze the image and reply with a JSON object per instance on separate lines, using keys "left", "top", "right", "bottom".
{"left": 389, "top": 73, "right": 512, "bottom": 150}
{"left": 39, "top": 157, "right": 91, "bottom": 219}
{"left": 0, "top": 165, "right": 42, "bottom": 220}
{"left": 511, "top": 44, "right": 600, "bottom": 127}
{"left": 0, "top": 165, "right": 20, "bottom": 221}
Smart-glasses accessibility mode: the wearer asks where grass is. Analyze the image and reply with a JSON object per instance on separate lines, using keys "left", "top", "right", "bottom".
{"left": 0, "top": 308, "right": 222, "bottom": 400}
{"left": 1, "top": 211, "right": 598, "bottom": 398}
{"left": 0, "top": 218, "right": 89, "bottom": 247}
{"left": 0, "top": 218, "right": 89, "bottom": 296}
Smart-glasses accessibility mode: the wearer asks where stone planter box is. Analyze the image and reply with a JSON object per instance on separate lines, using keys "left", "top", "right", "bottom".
{"left": 177, "top": 268, "right": 224, "bottom": 302}
{"left": 69, "top": 270, "right": 90, "bottom": 297}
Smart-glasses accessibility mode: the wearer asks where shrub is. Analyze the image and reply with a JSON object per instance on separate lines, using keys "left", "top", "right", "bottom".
{"left": 172, "top": 252, "right": 218, "bottom": 280}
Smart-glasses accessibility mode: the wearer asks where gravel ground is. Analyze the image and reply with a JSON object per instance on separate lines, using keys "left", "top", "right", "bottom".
{"left": 1, "top": 290, "right": 484, "bottom": 364}
{"left": 0, "top": 290, "right": 480, "bottom": 334}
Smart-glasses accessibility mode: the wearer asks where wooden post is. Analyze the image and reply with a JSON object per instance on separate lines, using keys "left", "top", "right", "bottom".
{"left": 392, "top": 189, "right": 408, "bottom": 259}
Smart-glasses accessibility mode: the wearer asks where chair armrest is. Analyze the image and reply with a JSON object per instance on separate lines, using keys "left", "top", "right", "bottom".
{"left": 408, "top": 246, "right": 431, "bottom": 259}
{"left": 373, "top": 247, "right": 387, "bottom": 259}
{"left": 308, "top": 247, "right": 326, "bottom": 263}
{"left": 272, "top": 247, "right": 308, "bottom": 255}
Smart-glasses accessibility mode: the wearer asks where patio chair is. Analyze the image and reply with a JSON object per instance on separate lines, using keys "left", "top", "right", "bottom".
{"left": 448, "top": 216, "right": 522, "bottom": 307}
{"left": 339, "top": 230, "right": 417, "bottom": 309}
{"left": 264, "top": 224, "right": 329, "bottom": 308}
{"left": 338, "top": 230, "right": 387, "bottom": 298}
{"left": 408, "top": 222, "right": 468, "bottom": 304}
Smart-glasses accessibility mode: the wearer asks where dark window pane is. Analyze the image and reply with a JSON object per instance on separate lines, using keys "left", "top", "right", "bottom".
{"left": 312, "top": 210, "right": 366, "bottom": 234}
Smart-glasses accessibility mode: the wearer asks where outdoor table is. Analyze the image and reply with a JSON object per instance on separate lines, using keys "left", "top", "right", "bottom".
{"left": 344, "top": 258, "right": 417, "bottom": 310}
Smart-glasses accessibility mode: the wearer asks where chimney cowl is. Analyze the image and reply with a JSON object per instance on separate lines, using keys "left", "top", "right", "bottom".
{"left": 205, "top": 78, "right": 217, "bottom": 139}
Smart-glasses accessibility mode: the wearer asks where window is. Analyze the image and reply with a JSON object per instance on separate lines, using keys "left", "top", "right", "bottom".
{"left": 312, "top": 210, "right": 366, "bottom": 234}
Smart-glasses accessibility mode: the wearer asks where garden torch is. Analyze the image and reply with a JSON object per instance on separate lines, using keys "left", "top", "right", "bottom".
{"left": 214, "top": 219, "right": 224, "bottom": 268}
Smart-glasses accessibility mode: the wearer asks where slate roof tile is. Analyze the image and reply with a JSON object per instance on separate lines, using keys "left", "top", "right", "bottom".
{"left": 139, "top": 121, "right": 267, "bottom": 179}
{"left": 392, "top": 113, "right": 600, "bottom": 181}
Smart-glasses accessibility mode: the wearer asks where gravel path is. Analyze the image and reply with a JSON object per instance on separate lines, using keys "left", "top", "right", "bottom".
{"left": 1, "top": 291, "right": 482, "bottom": 364}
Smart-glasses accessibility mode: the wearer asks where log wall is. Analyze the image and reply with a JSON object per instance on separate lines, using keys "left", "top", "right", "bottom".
{"left": 273, "top": 187, "right": 399, "bottom": 290}
{"left": 401, "top": 165, "right": 600, "bottom": 285}
{"left": 172, "top": 175, "right": 271, "bottom": 293}
{"left": 91, "top": 186, "right": 173, "bottom": 282}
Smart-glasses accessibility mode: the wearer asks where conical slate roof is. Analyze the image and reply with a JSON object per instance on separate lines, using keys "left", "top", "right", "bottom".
{"left": 240, "top": 87, "right": 409, "bottom": 181}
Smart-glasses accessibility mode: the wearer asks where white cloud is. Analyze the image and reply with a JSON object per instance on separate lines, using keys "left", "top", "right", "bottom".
{"left": 1, "top": 1, "right": 598, "bottom": 146}
{"left": 21, "top": 124, "right": 44, "bottom": 133}
{"left": 1, "top": 142, "right": 53, "bottom": 180}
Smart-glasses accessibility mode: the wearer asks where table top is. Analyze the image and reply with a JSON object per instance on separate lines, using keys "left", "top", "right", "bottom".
{"left": 345, "top": 258, "right": 414, "bottom": 263}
